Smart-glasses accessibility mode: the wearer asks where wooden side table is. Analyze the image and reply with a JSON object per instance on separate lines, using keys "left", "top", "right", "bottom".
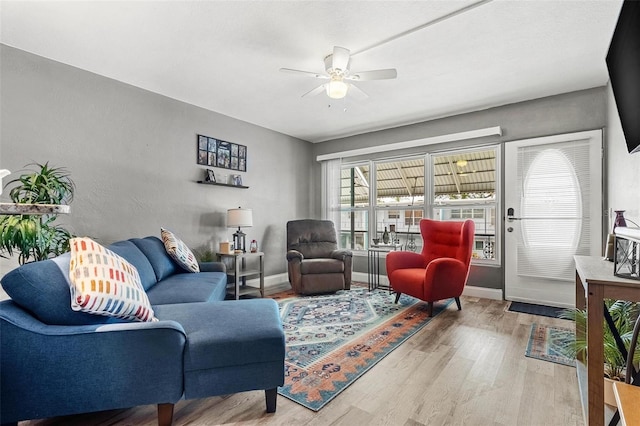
{"left": 216, "top": 251, "right": 264, "bottom": 300}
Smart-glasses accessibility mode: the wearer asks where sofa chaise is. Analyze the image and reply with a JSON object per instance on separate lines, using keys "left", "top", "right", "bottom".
{"left": 0, "top": 236, "right": 285, "bottom": 426}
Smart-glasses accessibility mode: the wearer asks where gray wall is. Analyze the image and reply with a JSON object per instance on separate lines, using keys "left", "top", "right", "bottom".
{"left": 312, "top": 87, "right": 608, "bottom": 291}
{"left": 605, "top": 83, "right": 640, "bottom": 227}
{"left": 4, "top": 42, "right": 634, "bottom": 296}
{"left": 0, "top": 45, "right": 314, "bottom": 277}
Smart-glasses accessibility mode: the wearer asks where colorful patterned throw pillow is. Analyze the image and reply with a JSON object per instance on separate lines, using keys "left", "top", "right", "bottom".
{"left": 160, "top": 228, "right": 200, "bottom": 273}
{"left": 69, "top": 237, "right": 157, "bottom": 322}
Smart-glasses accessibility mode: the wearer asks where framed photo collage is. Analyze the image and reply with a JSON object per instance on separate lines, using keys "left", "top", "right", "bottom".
{"left": 197, "top": 134, "right": 247, "bottom": 172}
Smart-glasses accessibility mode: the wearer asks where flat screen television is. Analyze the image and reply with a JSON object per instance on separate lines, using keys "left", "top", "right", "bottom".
{"left": 606, "top": 0, "right": 640, "bottom": 154}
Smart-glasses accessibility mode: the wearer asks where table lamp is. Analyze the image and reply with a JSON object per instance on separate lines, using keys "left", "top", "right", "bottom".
{"left": 227, "top": 207, "right": 253, "bottom": 252}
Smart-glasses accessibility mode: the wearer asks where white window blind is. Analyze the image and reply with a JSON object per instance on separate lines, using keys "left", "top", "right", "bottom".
{"left": 321, "top": 159, "right": 342, "bottom": 229}
{"left": 516, "top": 139, "right": 592, "bottom": 281}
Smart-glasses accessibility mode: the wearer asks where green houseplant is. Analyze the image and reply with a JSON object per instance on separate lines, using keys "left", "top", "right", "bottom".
{"left": 561, "top": 300, "right": 640, "bottom": 405}
{"left": 0, "top": 163, "right": 75, "bottom": 264}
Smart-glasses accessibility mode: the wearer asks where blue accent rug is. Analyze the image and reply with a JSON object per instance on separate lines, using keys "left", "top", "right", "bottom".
{"left": 271, "top": 287, "right": 452, "bottom": 411}
{"left": 525, "top": 323, "right": 575, "bottom": 367}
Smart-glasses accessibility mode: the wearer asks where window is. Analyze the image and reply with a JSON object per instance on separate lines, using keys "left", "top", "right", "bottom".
{"left": 375, "top": 157, "right": 425, "bottom": 251}
{"left": 327, "top": 145, "right": 499, "bottom": 263}
{"left": 404, "top": 209, "right": 423, "bottom": 226}
{"left": 339, "top": 164, "right": 370, "bottom": 250}
{"left": 430, "top": 147, "right": 499, "bottom": 262}
{"left": 450, "top": 208, "right": 486, "bottom": 219}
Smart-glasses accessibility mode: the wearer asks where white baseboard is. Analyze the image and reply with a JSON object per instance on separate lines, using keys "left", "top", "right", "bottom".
{"left": 244, "top": 273, "right": 289, "bottom": 288}
{"left": 462, "top": 285, "right": 503, "bottom": 301}
{"left": 353, "top": 271, "right": 390, "bottom": 286}
{"left": 354, "top": 272, "right": 502, "bottom": 301}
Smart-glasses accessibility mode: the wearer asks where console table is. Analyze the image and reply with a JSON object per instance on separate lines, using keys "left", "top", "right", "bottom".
{"left": 574, "top": 255, "right": 640, "bottom": 425}
{"left": 216, "top": 251, "right": 264, "bottom": 300}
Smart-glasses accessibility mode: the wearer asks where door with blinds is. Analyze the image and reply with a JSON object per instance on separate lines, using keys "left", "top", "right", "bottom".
{"left": 504, "top": 130, "right": 602, "bottom": 308}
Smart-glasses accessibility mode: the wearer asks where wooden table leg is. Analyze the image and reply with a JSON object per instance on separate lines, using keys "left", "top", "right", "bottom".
{"left": 587, "top": 282, "right": 605, "bottom": 426}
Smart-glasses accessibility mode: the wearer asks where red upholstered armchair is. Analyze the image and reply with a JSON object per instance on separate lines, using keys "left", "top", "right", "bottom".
{"left": 386, "top": 219, "right": 475, "bottom": 316}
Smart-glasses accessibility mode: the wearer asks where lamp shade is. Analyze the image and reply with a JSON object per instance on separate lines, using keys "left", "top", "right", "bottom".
{"left": 327, "top": 79, "right": 348, "bottom": 99}
{"left": 227, "top": 208, "right": 253, "bottom": 228}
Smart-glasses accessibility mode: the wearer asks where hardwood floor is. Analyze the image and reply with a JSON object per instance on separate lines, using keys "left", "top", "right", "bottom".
{"left": 20, "top": 294, "right": 582, "bottom": 426}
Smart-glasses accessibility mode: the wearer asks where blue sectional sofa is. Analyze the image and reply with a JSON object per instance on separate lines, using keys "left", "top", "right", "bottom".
{"left": 0, "top": 236, "right": 285, "bottom": 426}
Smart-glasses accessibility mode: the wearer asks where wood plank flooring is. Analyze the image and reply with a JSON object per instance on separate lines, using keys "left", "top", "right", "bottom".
{"left": 19, "top": 293, "right": 582, "bottom": 426}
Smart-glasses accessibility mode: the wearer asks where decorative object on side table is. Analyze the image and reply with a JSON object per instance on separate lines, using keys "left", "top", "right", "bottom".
{"left": 250, "top": 239, "right": 258, "bottom": 253}
{"left": 219, "top": 241, "right": 233, "bottom": 254}
{"left": 0, "top": 163, "right": 75, "bottom": 264}
{"left": 614, "top": 210, "right": 628, "bottom": 229}
{"left": 605, "top": 210, "right": 627, "bottom": 261}
{"left": 227, "top": 207, "right": 253, "bottom": 253}
{"left": 614, "top": 226, "right": 640, "bottom": 281}
{"left": 406, "top": 235, "right": 417, "bottom": 252}
{"left": 389, "top": 224, "right": 397, "bottom": 244}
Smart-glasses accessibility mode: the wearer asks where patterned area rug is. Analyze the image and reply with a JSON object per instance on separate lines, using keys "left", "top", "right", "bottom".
{"left": 525, "top": 323, "right": 575, "bottom": 367}
{"left": 271, "top": 287, "right": 451, "bottom": 411}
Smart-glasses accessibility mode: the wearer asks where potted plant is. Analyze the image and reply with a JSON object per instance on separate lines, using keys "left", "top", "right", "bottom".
{"left": 0, "top": 163, "right": 75, "bottom": 264}
{"left": 560, "top": 299, "right": 640, "bottom": 406}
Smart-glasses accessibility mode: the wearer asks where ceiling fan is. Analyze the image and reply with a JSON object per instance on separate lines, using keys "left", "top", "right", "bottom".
{"left": 280, "top": 46, "right": 397, "bottom": 100}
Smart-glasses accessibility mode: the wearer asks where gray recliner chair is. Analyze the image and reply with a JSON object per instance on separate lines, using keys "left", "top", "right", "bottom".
{"left": 286, "top": 219, "right": 353, "bottom": 295}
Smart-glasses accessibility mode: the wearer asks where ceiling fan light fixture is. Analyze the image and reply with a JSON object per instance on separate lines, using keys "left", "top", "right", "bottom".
{"left": 327, "top": 78, "right": 348, "bottom": 99}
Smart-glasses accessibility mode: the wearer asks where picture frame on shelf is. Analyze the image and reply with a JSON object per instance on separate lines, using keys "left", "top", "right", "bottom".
{"left": 231, "top": 174, "right": 242, "bottom": 186}
{"left": 205, "top": 169, "right": 216, "bottom": 183}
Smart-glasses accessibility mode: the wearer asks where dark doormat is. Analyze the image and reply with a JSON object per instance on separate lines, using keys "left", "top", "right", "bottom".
{"left": 508, "top": 301, "right": 566, "bottom": 318}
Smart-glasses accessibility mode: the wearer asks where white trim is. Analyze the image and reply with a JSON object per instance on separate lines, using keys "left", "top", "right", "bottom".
{"left": 271, "top": 271, "right": 502, "bottom": 301}
{"left": 245, "top": 273, "right": 289, "bottom": 288}
{"left": 506, "top": 295, "right": 573, "bottom": 309}
{"left": 352, "top": 271, "right": 388, "bottom": 286}
{"left": 462, "top": 285, "right": 503, "bottom": 301}
{"left": 356, "top": 271, "right": 502, "bottom": 301}
{"left": 316, "top": 127, "right": 502, "bottom": 162}
{"left": 504, "top": 129, "right": 602, "bottom": 307}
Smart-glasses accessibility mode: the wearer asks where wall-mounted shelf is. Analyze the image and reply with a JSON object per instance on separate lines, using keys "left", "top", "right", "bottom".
{"left": 196, "top": 180, "right": 249, "bottom": 189}
{"left": 0, "top": 203, "right": 70, "bottom": 215}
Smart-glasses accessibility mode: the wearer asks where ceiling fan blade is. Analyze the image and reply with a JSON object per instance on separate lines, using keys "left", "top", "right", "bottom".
{"left": 280, "top": 68, "right": 328, "bottom": 79}
{"left": 348, "top": 83, "right": 369, "bottom": 100}
{"left": 331, "top": 46, "right": 351, "bottom": 72}
{"left": 346, "top": 68, "right": 398, "bottom": 81}
{"left": 301, "top": 84, "right": 326, "bottom": 98}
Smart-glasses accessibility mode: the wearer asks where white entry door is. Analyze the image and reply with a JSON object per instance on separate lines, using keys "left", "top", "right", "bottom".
{"left": 504, "top": 130, "right": 602, "bottom": 308}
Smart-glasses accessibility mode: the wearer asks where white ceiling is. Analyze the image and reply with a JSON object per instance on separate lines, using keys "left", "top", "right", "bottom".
{"left": 0, "top": 0, "right": 623, "bottom": 143}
